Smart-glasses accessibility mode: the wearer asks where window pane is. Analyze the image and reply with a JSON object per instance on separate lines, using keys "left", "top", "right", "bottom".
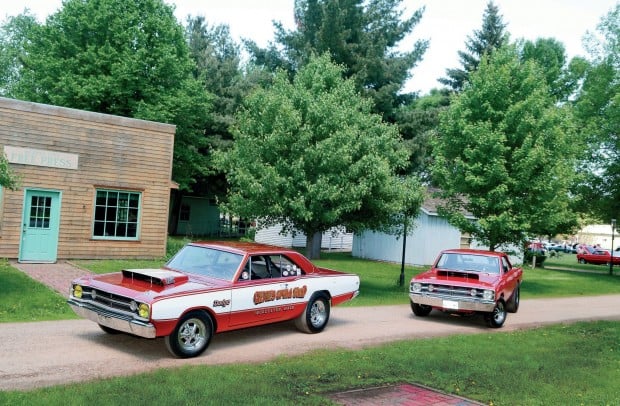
{"left": 93, "top": 189, "right": 141, "bottom": 240}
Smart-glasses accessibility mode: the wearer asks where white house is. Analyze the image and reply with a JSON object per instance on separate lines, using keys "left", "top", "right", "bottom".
{"left": 352, "top": 193, "right": 474, "bottom": 266}
{"left": 255, "top": 223, "right": 353, "bottom": 251}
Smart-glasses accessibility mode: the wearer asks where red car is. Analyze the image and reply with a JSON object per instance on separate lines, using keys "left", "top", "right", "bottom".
{"left": 409, "top": 249, "right": 523, "bottom": 328}
{"left": 68, "top": 241, "right": 360, "bottom": 358}
{"left": 577, "top": 249, "right": 620, "bottom": 265}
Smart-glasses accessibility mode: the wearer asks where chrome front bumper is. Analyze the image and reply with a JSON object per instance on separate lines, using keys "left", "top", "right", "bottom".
{"left": 68, "top": 298, "right": 156, "bottom": 338}
{"left": 409, "top": 293, "right": 495, "bottom": 312}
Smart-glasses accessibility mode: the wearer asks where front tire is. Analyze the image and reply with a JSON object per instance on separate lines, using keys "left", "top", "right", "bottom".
{"left": 579, "top": 258, "right": 587, "bottom": 264}
{"left": 410, "top": 301, "right": 432, "bottom": 317}
{"left": 99, "top": 324, "right": 121, "bottom": 334}
{"left": 165, "top": 311, "right": 213, "bottom": 358}
{"left": 485, "top": 300, "right": 507, "bottom": 328}
{"left": 295, "top": 293, "right": 330, "bottom": 334}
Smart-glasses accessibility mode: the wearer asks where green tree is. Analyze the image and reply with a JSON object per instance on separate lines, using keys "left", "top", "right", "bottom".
{"left": 3, "top": 0, "right": 212, "bottom": 190}
{"left": 431, "top": 45, "right": 578, "bottom": 251}
{"left": 574, "top": 4, "right": 620, "bottom": 221}
{"left": 216, "top": 54, "right": 423, "bottom": 259}
{"left": 0, "top": 152, "right": 20, "bottom": 190}
{"left": 439, "top": 1, "right": 508, "bottom": 91}
{"left": 395, "top": 88, "right": 450, "bottom": 177}
{"left": 519, "top": 37, "right": 587, "bottom": 102}
{"left": 247, "top": 0, "right": 428, "bottom": 122}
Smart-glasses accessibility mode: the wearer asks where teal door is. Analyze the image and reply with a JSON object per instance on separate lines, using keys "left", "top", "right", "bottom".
{"left": 19, "top": 190, "right": 61, "bottom": 263}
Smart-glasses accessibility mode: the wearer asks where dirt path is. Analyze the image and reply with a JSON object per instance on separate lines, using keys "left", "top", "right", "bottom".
{"left": 2, "top": 295, "right": 620, "bottom": 391}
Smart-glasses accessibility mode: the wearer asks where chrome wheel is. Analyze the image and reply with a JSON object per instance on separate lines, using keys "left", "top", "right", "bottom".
{"left": 309, "top": 299, "right": 327, "bottom": 328}
{"left": 486, "top": 301, "right": 507, "bottom": 328}
{"left": 165, "top": 311, "right": 213, "bottom": 358}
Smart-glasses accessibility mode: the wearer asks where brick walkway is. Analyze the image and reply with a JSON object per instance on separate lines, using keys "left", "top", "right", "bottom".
{"left": 329, "top": 383, "right": 484, "bottom": 405}
{"left": 10, "top": 260, "right": 92, "bottom": 298}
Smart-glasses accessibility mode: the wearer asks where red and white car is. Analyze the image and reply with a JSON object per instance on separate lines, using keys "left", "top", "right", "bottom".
{"left": 409, "top": 249, "right": 522, "bottom": 328}
{"left": 68, "top": 241, "right": 360, "bottom": 358}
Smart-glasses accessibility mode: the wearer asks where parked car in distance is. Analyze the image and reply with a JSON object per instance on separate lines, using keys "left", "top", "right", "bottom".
{"left": 409, "top": 249, "right": 522, "bottom": 328}
{"left": 577, "top": 249, "right": 620, "bottom": 266}
{"left": 68, "top": 241, "right": 360, "bottom": 358}
{"left": 524, "top": 242, "right": 547, "bottom": 266}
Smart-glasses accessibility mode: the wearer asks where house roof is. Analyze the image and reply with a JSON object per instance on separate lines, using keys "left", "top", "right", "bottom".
{"left": 420, "top": 188, "right": 475, "bottom": 219}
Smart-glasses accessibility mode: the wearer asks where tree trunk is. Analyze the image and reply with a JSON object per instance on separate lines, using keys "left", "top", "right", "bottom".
{"left": 306, "top": 231, "right": 322, "bottom": 259}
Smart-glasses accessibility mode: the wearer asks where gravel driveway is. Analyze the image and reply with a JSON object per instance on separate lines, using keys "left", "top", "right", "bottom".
{"left": 2, "top": 294, "right": 620, "bottom": 391}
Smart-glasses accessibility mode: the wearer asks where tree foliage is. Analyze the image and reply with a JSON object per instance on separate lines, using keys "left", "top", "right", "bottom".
{"left": 246, "top": 0, "right": 428, "bottom": 122}
{"left": 0, "top": 152, "right": 20, "bottom": 190}
{"left": 431, "top": 45, "right": 578, "bottom": 251}
{"left": 216, "top": 54, "right": 423, "bottom": 258}
{"left": 1, "top": 0, "right": 212, "bottom": 190}
{"left": 573, "top": 4, "right": 620, "bottom": 221}
{"left": 439, "top": 1, "right": 508, "bottom": 91}
{"left": 519, "top": 38, "right": 587, "bottom": 102}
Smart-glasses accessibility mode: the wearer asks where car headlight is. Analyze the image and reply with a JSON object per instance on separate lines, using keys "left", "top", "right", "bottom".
{"left": 72, "top": 284, "right": 83, "bottom": 298}
{"left": 470, "top": 288, "right": 478, "bottom": 297}
{"left": 138, "top": 303, "right": 150, "bottom": 319}
{"left": 411, "top": 282, "right": 422, "bottom": 293}
{"left": 427, "top": 284, "right": 435, "bottom": 292}
{"left": 483, "top": 290, "right": 494, "bottom": 301}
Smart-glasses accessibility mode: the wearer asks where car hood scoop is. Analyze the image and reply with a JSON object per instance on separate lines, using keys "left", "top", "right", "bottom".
{"left": 437, "top": 270, "right": 480, "bottom": 280}
{"left": 121, "top": 269, "right": 189, "bottom": 286}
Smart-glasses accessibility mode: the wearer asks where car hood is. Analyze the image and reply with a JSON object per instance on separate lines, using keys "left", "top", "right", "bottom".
{"left": 72, "top": 268, "right": 228, "bottom": 302}
{"left": 413, "top": 269, "right": 500, "bottom": 288}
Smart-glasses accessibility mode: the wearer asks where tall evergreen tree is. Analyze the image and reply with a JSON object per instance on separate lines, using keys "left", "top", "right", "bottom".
{"left": 439, "top": 1, "right": 508, "bottom": 91}
{"left": 246, "top": 0, "right": 428, "bottom": 122}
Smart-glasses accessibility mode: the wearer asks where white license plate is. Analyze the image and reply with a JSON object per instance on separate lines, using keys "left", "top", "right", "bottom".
{"left": 443, "top": 300, "right": 459, "bottom": 310}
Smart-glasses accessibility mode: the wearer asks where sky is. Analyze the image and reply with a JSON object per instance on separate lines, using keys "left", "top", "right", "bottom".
{"left": 3, "top": 0, "right": 618, "bottom": 94}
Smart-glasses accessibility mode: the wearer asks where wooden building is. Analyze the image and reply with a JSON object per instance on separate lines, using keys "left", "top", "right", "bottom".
{"left": 0, "top": 97, "right": 175, "bottom": 262}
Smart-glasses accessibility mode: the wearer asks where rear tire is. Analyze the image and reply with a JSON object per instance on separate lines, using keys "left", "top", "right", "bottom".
{"left": 165, "top": 311, "right": 213, "bottom": 358}
{"left": 295, "top": 293, "right": 330, "bottom": 334}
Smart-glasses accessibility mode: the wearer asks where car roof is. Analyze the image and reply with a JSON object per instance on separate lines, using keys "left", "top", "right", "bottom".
{"left": 188, "top": 240, "right": 297, "bottom": 256}
{"left": 440, "top": 248, "right": 506, "bottom": 257}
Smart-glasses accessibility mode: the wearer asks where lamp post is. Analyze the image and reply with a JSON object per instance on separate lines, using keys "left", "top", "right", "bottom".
{"left": 610, "top": 219, "right": 616, "bottom": 276}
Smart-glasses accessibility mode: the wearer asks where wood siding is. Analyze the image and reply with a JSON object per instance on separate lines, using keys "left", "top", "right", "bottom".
{"left": 0, "top": 97, "right": 175, "bottom": 259}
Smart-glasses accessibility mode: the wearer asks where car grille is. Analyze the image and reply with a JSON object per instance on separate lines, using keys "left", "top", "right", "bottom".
{"left": 413, "top": 283, "right": 488, "bottom": 301}
{"left": 80, "top": 286, "right": 135, "bottom": 314}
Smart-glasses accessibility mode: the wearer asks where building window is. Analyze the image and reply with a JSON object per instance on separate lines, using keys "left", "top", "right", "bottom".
{"left": 30, "top": 195, "right": 52, "bottom": 228}
{"left": 93, "top": 190, "right": 141, "bottom": 239}
{"left": 180, "top": 204, "right": 190, "bottom": 221}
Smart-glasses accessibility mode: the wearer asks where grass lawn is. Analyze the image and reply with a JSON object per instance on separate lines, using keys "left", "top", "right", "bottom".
{"left": 1, "top": 244, "right": 620, "bottom": 404}
{"left": 0, "top": 320, "right": 618, "bottom": 405}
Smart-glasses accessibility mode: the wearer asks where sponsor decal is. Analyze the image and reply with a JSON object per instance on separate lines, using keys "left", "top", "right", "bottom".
{"left": 255, "top": 305, "right": 295, "bottom": 315}
{"left": 213, "top": 299, "right": 231, "bottom": 308}
{"left": 253, "top": 285, "right": 307, "bottom": 305}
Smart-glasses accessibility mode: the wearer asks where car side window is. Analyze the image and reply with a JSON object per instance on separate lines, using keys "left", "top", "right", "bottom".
{"left": 268, "top": 255, "right": 302, "bottom": 278}
{"left": 501, "top": 257, "right": 511, "bottom": 273}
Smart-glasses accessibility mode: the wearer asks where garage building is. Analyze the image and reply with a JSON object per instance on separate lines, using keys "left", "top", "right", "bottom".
{"left": 0, "top": 97, "right": 176, "bottom": 262}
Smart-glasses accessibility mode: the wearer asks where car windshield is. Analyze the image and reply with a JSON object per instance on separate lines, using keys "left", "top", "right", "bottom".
{"left": 436, "top": 253, "right": 500, "bottom": 274}
{"left": 166, "top": 245, "right": 244, "bottom": 281}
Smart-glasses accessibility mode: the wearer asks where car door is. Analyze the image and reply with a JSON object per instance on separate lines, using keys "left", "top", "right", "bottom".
{"left": 228, "top": 255, "right": 295, "bottom": 327}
